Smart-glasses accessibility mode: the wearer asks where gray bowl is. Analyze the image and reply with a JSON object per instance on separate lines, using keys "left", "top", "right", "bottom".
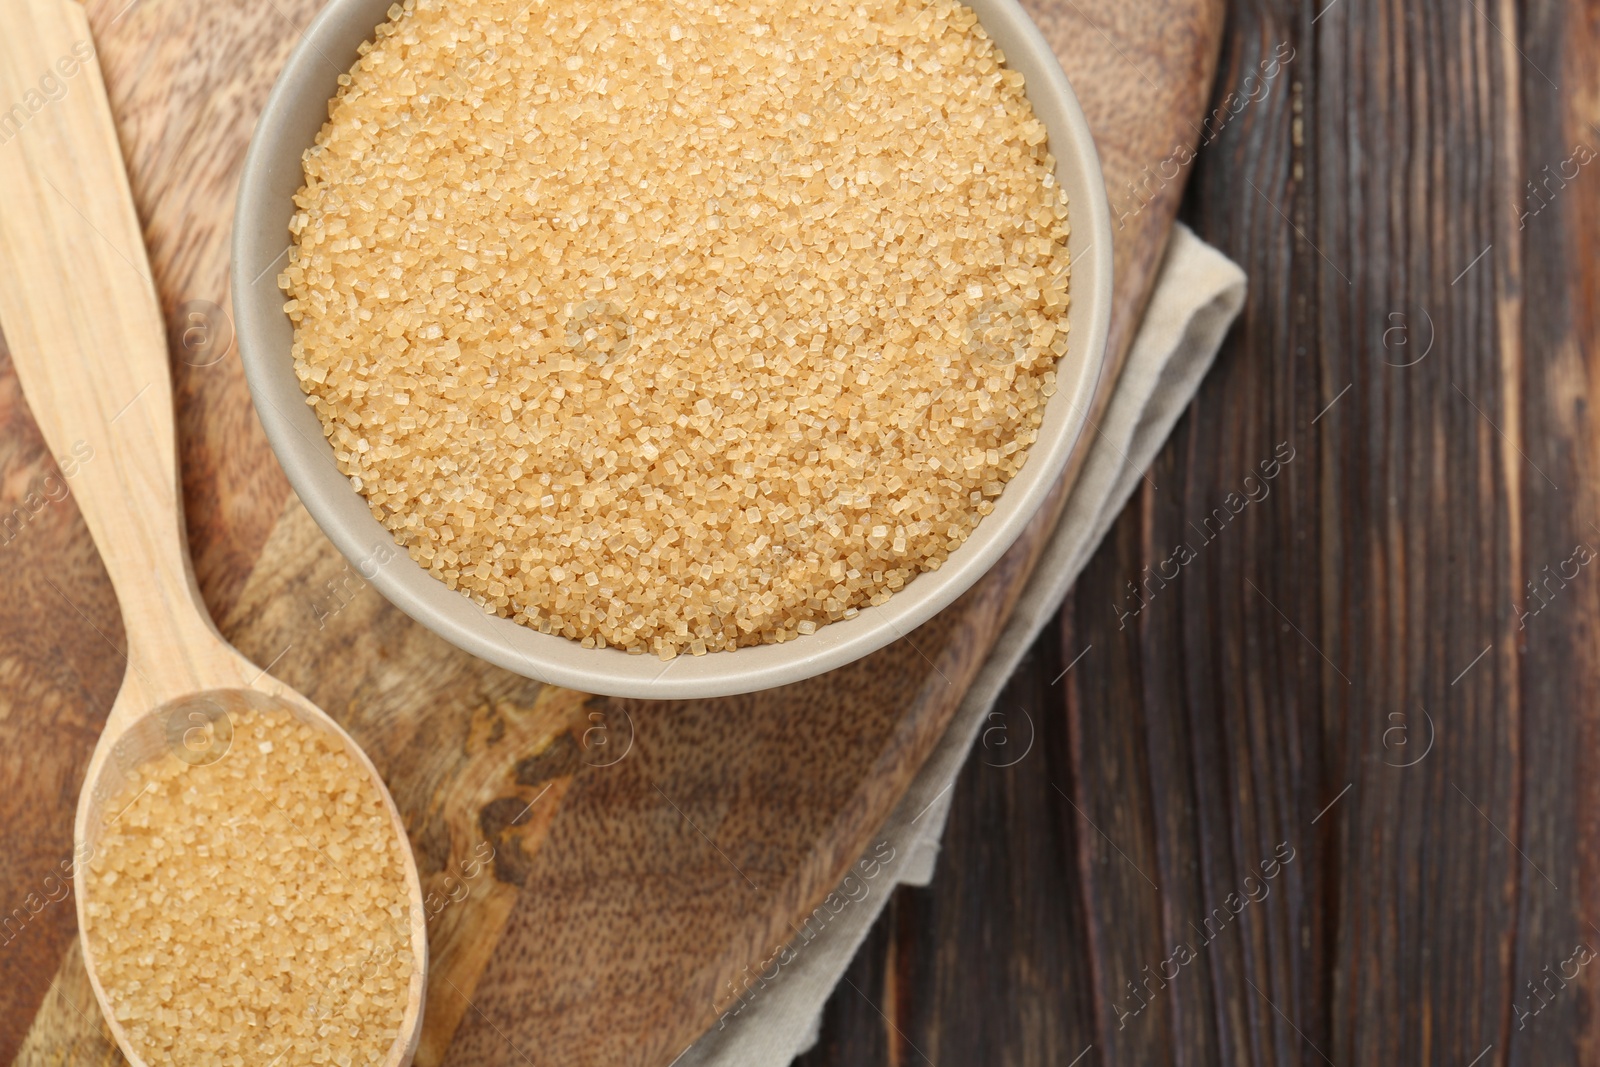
{"left": 232, "top": 0, "right": 1113, "bottom": 699}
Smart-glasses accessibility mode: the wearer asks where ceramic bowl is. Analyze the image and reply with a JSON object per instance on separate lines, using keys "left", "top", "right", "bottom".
{"left": 233, "top": 0, "right": 1112, "bottom": 699}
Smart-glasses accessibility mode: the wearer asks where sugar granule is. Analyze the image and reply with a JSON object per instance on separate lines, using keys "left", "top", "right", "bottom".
{"left": 83, "top": 707, "right": 415, "bottom": 1066}
{"left": 284, "top": 0, "right": 1071, "bottom": 658}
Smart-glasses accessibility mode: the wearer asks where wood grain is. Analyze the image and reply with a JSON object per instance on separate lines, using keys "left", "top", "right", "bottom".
{"left": 0, "top": 0, "right": 198, "bottom": 676}
{"left": 0, "top": 0, "right": 1223, "bottom": 1061}
{"left": 798, "top": 0, "right": 1600, "bottom": 1063}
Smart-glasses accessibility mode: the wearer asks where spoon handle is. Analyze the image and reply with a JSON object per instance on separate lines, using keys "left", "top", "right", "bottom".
{"left": 0, "top": 0, "right": 215, "bottom": 674}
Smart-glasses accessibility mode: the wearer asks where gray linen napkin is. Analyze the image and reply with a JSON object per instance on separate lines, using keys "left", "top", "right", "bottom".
{"left": 677, "top": 223, "right": 1248, "bottom": 1066}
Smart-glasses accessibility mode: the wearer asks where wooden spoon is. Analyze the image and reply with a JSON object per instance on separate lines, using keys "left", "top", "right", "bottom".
{"left": 0, "top": 1, "right": 427, "bottom": 1062}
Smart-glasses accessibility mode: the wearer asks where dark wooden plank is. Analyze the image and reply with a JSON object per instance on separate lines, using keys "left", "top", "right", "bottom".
{"left": 799, "top": 0, "right": 1600, "bottom": 1063}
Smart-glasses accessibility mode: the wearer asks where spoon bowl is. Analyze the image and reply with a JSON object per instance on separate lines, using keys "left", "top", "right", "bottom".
{"left": 76, "top": 687, "right": 428, "bottom": 1066}
{"left": 0, "top": 1, "right": 427, "bottom": 1062}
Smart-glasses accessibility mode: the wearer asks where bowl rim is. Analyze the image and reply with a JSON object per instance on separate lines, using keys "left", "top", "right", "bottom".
{"left": 232, "top": 0, "right": 1114, "bottom": 700}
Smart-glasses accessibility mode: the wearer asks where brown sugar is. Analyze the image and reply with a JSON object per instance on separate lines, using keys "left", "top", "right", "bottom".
{"left": 82, "top": 706, "right": 414, "bottom": 1065}
{"left": 283, "top": 0, "right": 1071, "bottom": 658}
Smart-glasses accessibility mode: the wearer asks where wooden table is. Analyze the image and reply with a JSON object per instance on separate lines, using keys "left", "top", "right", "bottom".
{"left": 797, "top": 1, "right": 1600, "bottom": 1064}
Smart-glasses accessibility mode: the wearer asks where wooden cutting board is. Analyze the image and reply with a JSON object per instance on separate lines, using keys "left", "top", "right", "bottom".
{"left": 0, "top": 0, "right": 1222, "bottom": 1063}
